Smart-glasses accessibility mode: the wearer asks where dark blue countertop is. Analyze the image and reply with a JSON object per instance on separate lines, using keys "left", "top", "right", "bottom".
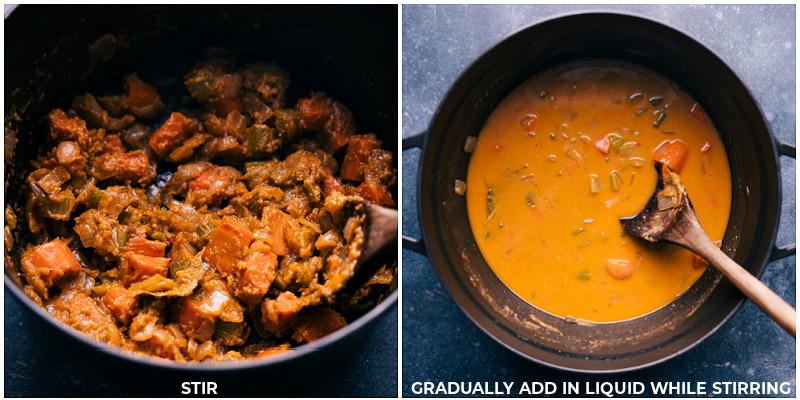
{"left": 402, "top": 4, "right": 795, "bottom": 398}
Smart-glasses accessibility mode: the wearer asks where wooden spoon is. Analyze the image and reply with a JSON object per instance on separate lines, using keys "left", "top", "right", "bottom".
{"left": 620, "top": 162, "right": 796, "bottom": 337}
{"left": 337, "top": 201, "right": 398, "bottom": 297}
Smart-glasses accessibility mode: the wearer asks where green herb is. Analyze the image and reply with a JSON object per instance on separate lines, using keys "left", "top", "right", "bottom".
{"left": 609, "top": 170, "right": 623, "bottom": 191}
{"left": 487, "top": 186, "right": 496, "bottom": 219}
{"left": 607, "top": 133, "right": 624, "bottom": 151}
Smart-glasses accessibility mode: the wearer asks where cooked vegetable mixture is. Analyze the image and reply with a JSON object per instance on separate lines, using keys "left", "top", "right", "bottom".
{"left": 465, "top": 61, "right": 731, "bottom": 323}
{"left": 15, "top": 53, "right": 396, "bottom": 361}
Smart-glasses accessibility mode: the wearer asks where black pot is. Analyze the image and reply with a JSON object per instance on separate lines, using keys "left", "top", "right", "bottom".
{"left": 402, "top": 11, "right": 795, "bottom": 372}
{"left": 4, "top": 3, "right": 397, "bottom": 387}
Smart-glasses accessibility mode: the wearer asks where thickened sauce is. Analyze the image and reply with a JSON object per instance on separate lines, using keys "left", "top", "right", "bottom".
{"left": 466, "top": 61, "right": 731, "bottom": 322}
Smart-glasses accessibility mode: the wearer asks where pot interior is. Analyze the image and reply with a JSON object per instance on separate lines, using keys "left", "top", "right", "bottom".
{"left": 4, "top": 4, "right": 397, "bottom": 370}
{"left": 419, "top": 12, "right": 779, "bottom": 372}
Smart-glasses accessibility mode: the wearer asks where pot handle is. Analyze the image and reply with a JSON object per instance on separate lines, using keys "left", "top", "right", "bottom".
{"left": 770, "top": 139, "right": 796, "bottom": 262}
{"left": 402, "top": 132, "right": 428, "bottom": 256}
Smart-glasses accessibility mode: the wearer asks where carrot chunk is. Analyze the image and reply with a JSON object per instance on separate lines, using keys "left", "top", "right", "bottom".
{"left": 175, "top": 296, "right": 217, "bottom": 342}
{"left": 148, "top": 112, "right": 197, "bottom": 159}
{"left": 122, "top": 253, "right": 169, "bottom": 284}
{"left": 236, "top": 250, "right": 278, "bottom": 304}
{"left": 261, "top": 291, "right": 303, "bottom": 337}
{"left": 594, "top": 136, "right": 611, "bottom": 155}
{"left": 103, "top": 283, "right": 138, "bottom": 324}
{"left": 126, "top": 237, "right": 167, "bottom": 257}
{"left": 21, "top": 238, "right": 82, "bottom": 297}
{"left": 202, "top": 216, "right": 254, "bottom": 277}
{"left": 605, "top": 259, "right": 638, "bottom": 280}
{"left": 261, "top": 207, "right": 289, "bottom": 256}
{"left": 653, "top": 139, "right": 689, "bottom": 173}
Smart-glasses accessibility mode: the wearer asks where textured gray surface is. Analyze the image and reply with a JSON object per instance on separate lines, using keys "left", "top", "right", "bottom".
{"left": 402, "top": 4, "right": 795, "bottom": 397}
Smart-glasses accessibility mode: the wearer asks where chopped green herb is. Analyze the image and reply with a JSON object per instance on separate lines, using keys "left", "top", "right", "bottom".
{"left": 609, "top": 170, "right": 623, "bottom": 191}
{"left": 607, "top": 133, "right": 624, "bottom": 151}
{"left": 487, "top": 186, "right": 496, "bottom": 218}
{"left": 609, "top": 174, "right": 619, "bottom": 191}
{"left": 578, "top": 240, "right": 591, "bottom": 249}
{"left": 577, "top": 270, "right": 591, "bottom": 281}
{"left": 572, "top": 227, "right": 585, "bottom": 235}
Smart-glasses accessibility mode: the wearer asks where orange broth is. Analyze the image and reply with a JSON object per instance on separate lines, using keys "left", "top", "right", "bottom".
{"left": 465, "top": 61, "right": 731, "bottom": 322}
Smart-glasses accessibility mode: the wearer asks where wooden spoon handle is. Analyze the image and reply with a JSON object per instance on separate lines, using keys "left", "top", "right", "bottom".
{"left": 694, "top": 235, "right": 796, "bottom": 337}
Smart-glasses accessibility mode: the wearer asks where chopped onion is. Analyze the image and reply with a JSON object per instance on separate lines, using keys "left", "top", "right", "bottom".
{"left": 454, "top": 179, "right": 466, "bottom": 196}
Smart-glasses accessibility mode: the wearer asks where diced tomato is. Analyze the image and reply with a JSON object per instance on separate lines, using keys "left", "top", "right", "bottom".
{"left": 123, "top": 74, "right": 164, "bottom": 120}
{"left": 291, "top": 307, "right": 347, "bottom": 343}
{"left": 125, "top": 237, "right": 167, "bottom": 257}
{"left": 322, "top": 175, "right": 346, "bottom": 196}
{"left": 605, "top": 258, "right": 638, "bottom": 280}
{"left": 103, "top": 283, "right": 138, "bottom": 324}
{"left": 653, "top": 139, "right": 689, "bottom": 173}
{"left": 236, "top": 250, "right": 278, "bottom": 304}
{"left": 202, "top": 216, "right": 255, "bottom": 277}
{"left": 323, "top": 100, "right": 355, "bottom": 153}
{"left": 102, "top": 134, "right": 125, "bottom": 154}
{"left": 341, "top": 134, "right": 381, "bottom": 181}
{"left": 149, "top": 112, "right": 197, "bottom": 159}
{"left": 295, "top": 93, "right": 355, "bottom": 153}
{"left": 96, "top": 150, "right": 154, "bottom": 185}
{"left": 185, "top": 165, "right": 241, "bottom": 206}
{"left": 357, "top": 180, "right": 395, "bottom": 207}
{"left": 688, "top": 102, "right": 709, "bottom": 125}
{"left": 210, "top": 73, "right": 243, "bottom": 116}
{"left": 594, "top": 136, "right": 611, "bottom": 155}
{"left": 21, "top": 238, "right": 82, "bottom": 296}
{"left": 261, "top": 207, "right": 289, "bottom": 256}
{"left": 187, "top": 165, "right": 239, "bottom": 192}
{"left": 296, "top": 92, "right": 333, "bottom": 132}
{"left": 47, "top": 108, "right": 90, "bottom": 146}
